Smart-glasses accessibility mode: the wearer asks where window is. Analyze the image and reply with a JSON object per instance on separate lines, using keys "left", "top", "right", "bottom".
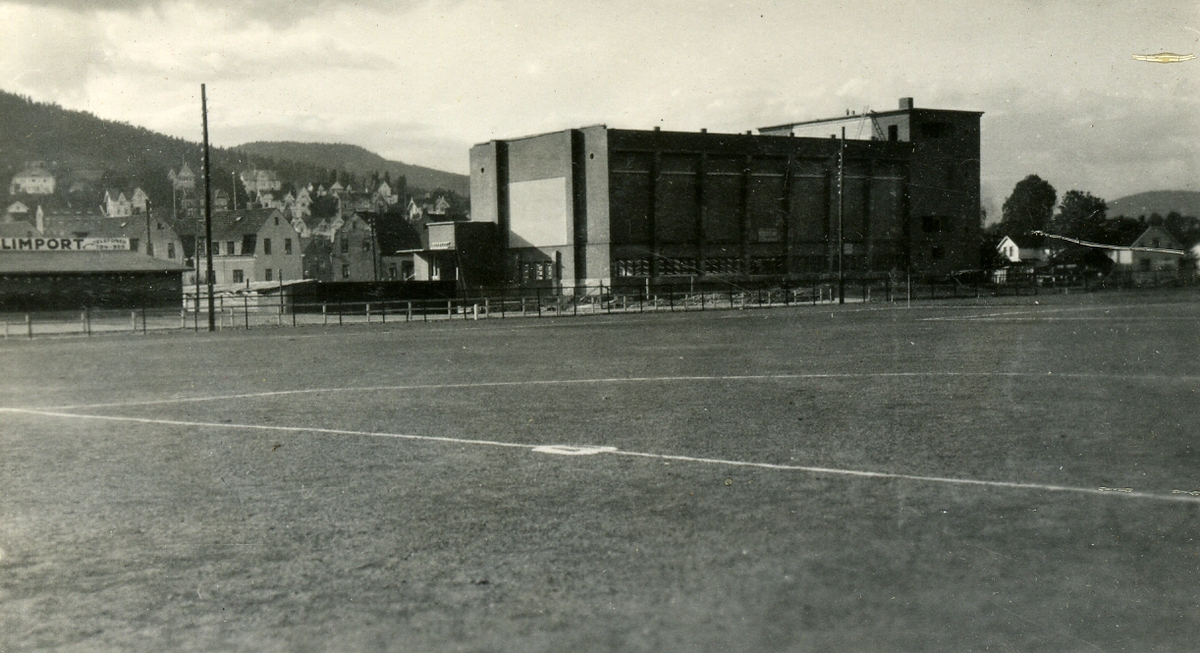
{"left": 920, "top": 122, "right": 952, "bottom": 138}
{"left": 232, "top": 269, "right": 244, "bottom": 283}
{"left": 340, "top": 239, "right": 349, "bottom": 254}
{"left": 342, "top": 264, "right": 351, "bottom": 279}
{"left": 284, "top": 238, "right": 292, "bottom": 255}
{"left": 167, "top": 242, "right": 176, "bottom": 259}
{"left": 129, "top": 238, "right": 139, "bottom": 252}
{"left": 264, "top": 268, "right": 273, "bottom": 281}
{"left": 263, "top": 238, "right": 272, "bottom": 255}
{"left": 227, "top": 241, "right": 235, "bottom": 255}
{"left": 388, "top": 264, "right": 397, "bottom": 279}
{"left": 273, "top": 215, "right": 279, "bottom": 226}
{"left": 887, "top": 125, "right": 898, "bottom": 141}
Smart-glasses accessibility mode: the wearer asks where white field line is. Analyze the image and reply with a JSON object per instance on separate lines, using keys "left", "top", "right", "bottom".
{"left": 38, "top": 371, "right": 1199, "bottom": 411}
{"left": 2, "top": 407, "right": 1197, "bottom": 505}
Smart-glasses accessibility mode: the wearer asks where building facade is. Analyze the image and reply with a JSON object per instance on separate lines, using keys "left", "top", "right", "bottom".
{"left": 189, "top": 209, "right": 303, "bottom": 285}
{"left": 469, "top": 98, "right": 982, "bottom": 289}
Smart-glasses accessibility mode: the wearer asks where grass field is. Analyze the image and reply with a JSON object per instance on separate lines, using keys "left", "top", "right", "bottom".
{"left": 2, "top": 290, "right": 1199, "bottom": 652}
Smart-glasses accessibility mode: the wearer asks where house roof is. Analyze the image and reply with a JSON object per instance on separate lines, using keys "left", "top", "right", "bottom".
{"left": 1001, "top": 234, "right": 1045, "bottom": 249}
{"left": 0, "top": 251, "right": 189, "bottom": 274}
{"left": 0, "top": 221, "right": 40, "bottom": 238}
{"left": 167, "top": 209, "right": 283, "bottom": 240}
{"left": 1130, "top": 226, "right": 1183, "bottom": 250}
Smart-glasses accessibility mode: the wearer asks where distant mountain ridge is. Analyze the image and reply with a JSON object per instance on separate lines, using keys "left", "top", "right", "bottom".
{"left": 235, "top": 142, "right": 468, "bottom": 196}
{"left": 1108, "top": 191, "right": 1200, "bottom": 219}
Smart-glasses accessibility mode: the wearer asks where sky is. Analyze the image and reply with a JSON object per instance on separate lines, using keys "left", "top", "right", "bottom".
{"left": 0, "top": 0, "right": 1197, "bottom": 214}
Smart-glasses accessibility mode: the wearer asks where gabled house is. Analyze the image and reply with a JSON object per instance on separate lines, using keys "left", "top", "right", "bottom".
{"left": 168, "top": 162, "right": 196, "bottom": 191}
{"left": 1108, "top": 226, "right": 1187, "bottom": 271}
{"left": 103, "top": 188, "right": 149, "bottom": 217}
{"left": 330, "top": 213, "right": 378, "bottom": 281}
{"left": 191, "top": 208, "right": 303, "bottom": 285}
{"left": 997, "top": 235, "right": 1051, "bottom": 265}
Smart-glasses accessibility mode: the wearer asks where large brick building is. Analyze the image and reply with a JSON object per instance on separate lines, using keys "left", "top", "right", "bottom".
{"left": 468, "top": 97, "right": 981, "bottom": 289}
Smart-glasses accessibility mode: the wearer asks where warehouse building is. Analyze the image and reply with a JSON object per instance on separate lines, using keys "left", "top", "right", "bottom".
{"left": 468, "top": 97, "right": 981, "bottom": 289}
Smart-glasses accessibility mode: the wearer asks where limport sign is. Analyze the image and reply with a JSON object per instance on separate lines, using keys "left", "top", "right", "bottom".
{"left": 0, "top": 237, "right": 130, "bottom": 251}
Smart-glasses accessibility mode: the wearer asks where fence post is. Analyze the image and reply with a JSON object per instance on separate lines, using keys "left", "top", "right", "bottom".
{"left": 366, "top": 303, "right": 371, "bottom": 323}
{"left": 536, "top": 288, "right": 542, "bottom": 317}
{"left": 322, "top": 303, "right": 327, "bottom": 325}
{"left": 81, "top": 309, "right": 87, "bottom": 336}
{"left": 292, "top": 297, "right": 297, "bottom": 327}
{"left": 131, "top": 311, "right": 136, "bottom": 333}
{"left": 447, "top": 299, "right": 452, "bottom": 319}
{"left": 338, "top": 300, "right": 343, "bottom": 326}
{"left": 473, "top": 304, "right": 479, "bottom": 320}
{"left": 501, "top": 287, "right": 506, "bottom": 319}
{"left": 423, "top": 300, "right": 428, "bottom": 322}
{"left": 669, "top": 286, "right": 675, "bottom": 311}
{"left": 243, "top": 298, "right": 248, "bottom": 330}
{"left": 407, "top": 301, "right": 412, "bottom": 322}
{"left": 381, "top": 301, "right": 387, "bottom": 324}
{"left": 27, "top": 314, "right": 33, "bottom": 339}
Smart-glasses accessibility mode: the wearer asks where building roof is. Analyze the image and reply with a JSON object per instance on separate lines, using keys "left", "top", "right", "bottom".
{"left": 173, "top": 208, "right": 283, "bottom": 240}
{"left": 1001, "top": 234, "right": 1045, "bottom": 249}
{"left": 0, "top": 221, "right": 40, "bottom": 238}
{"left": 0, "top": 251, "right": 189, "bottom": 274}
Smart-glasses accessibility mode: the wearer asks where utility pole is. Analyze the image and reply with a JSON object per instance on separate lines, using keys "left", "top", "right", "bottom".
{"left": 837, "top": 126, "right": 845, "bottom": 305}
{"left": 202, "top": 84, "right": 216, "bottom": 331}
{"left": 144, "top": 198, "right": 152, "bottom": 257}
{"left": 232, "top": 172, "right": 237, "bottom": 211}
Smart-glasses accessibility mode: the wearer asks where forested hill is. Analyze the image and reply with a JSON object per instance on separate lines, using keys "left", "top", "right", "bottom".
{"left": 1108, "top": 191, "right": 1200, "bottom": 219}
{"left": 235, "top": 142, "right": 468, "bottom": 196}
{"left": 0, "top": 89, "right": 464, "bottom": 203}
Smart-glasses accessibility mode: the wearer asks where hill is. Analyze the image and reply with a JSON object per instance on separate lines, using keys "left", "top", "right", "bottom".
{"left": 235, "top": 142, "right": 468, "bottom": 196}
{"left": 1107, "top": 191, "right": 1200, "bottom": 219}
{"left": 0, "top": 89, "right": 462, "bottom": 206}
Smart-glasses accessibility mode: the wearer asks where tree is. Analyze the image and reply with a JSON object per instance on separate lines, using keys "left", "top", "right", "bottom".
{"left": 1050, "top": 190, "right": 1107, "bottom": 241}
{"left": 1000, "top": 175, "right": 1056, "bottom": 235}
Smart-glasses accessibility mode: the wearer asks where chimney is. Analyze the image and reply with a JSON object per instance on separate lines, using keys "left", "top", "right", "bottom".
{"left": 899, "top": 97, "right": 914, "bottom": 110}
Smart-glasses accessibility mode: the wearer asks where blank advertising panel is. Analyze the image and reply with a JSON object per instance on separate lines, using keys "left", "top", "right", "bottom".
{"left": 508, "top": 177, "right": 569, "bottom": 247}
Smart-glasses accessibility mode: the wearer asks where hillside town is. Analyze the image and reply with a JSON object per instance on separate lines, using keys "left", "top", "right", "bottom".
{"left": 1, "top": 158, "right": 469, "bottom": 295}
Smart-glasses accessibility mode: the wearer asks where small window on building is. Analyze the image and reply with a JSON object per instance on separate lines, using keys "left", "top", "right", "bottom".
{"left": 263, "top": 238, "right": 272, "bottom": 255}
{"left": 232, "top": 269, "right": 244, "bottom": 283}
{"left": 167, "top": 242, "right": 175, "bottom": 259}
{"left": 887, "top": 125, "right": 898, "bottom": 142}
{"left": 284, "top": 238, "right": 292, "bottom": 255}
{"left": 342, "top": 264, "right": 351, "bottom": 279}
{"left": 922, "top": 216, "right": 942, "bottom": 233}
{"left": 129, "top": 238, "right": 139, "bottom": 252}
{"left": 921, "top": 122, "right": 951, "bottom": 138}
{"left": 274, "top": 215, "right": 279, "bottom": 226}
{"left": 264, "top": 268, "right": 273, "bottom": 281}
{"left": 388, "top": 264, "right": 397, "bottom": 279}
{"left": 227, "top": 241, "right": 235, "bottom": 255}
